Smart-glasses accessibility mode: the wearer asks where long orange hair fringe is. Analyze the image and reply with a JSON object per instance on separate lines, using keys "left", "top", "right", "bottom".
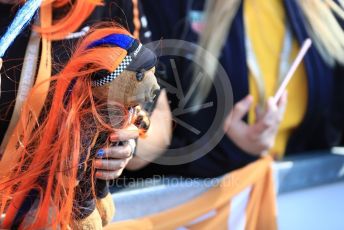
{"left": 0, "top": 25, "right": 131, "bottom": 229}
{"left": 16, "top": 0, "right": 142, "bottom": 41}
{"left": 35, "top": 0, "right": 104, "bottom": 40}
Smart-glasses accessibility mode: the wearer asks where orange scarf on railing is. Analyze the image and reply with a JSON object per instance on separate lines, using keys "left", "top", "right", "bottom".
{"left": 106, "top": 157, "right": 277, "bottom": 230}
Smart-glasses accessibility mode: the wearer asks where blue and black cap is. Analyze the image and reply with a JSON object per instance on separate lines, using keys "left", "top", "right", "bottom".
{"left": 88, "top": 34, "right": 157, "bottom": 87}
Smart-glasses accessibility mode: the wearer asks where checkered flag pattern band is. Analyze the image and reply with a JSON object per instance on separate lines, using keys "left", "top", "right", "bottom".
{"left": 91, "top": 55, "right": 133, "bottom": 87}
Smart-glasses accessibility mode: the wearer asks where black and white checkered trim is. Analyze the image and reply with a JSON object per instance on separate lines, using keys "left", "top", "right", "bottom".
{"left": 91, "top": 55, "right": 133, "bottom": 87}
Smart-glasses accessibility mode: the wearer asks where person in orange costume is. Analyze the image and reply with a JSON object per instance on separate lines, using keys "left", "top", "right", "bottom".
{"left": 0, "top": 25, "right": 160, "bottom": 229}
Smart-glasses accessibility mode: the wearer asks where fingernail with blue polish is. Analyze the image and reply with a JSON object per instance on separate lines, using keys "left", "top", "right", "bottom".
{"left": 97, "top": 149, "right": 105, "bottom": 157}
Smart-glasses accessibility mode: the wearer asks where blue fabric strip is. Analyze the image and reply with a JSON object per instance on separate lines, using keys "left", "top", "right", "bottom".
{"left": 0, "top": 0, "right": 42, "bottom": 58}
{"left": 87, "top": 34, "right": 135, "bottom": 50}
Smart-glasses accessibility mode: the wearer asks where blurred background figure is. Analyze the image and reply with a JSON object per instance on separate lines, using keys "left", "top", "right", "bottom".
{"left": 124, "top": 0, "right": 344, "bottom": 178}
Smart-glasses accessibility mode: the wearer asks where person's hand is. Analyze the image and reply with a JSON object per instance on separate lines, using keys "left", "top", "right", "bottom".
{"left": 223, "top": 92, "right": 287, "bottom": 156}
{"left": 94, "top": 124, "right": 139, "bottom": 180}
